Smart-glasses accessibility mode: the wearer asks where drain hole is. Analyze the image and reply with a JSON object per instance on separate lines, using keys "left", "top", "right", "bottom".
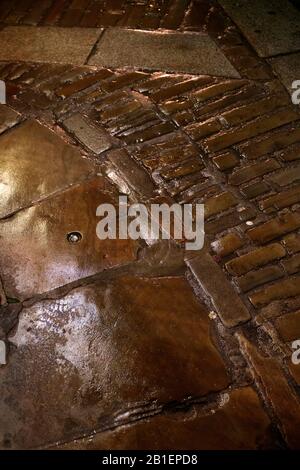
{"left": 67, "top": 232, "right": 83, "bottom": 244}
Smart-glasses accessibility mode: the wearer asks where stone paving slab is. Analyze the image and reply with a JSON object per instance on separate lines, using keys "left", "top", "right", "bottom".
{"left": 55, "top": 387, "right": 274, "bottom": 450}
{"left": 0, "top": 120, "right": 95, "bottom": 219}
{"left": 0, "top": 177, "right": 138, "bottom": 300}
{"left": 0, "top": 276, "right": 229, "bottom": 449}
{"left": 0, "top": 105, "right": 20, "bottom": 135}
{"left": 269, "top": 52, "right": 300, "bottom": 95}
{"left": 89, "top": 28, "right": 240, "bottom": 78}
{"left": 0, "top": 26, "right": 101, "bottom": 64}
{"left": 219, "top": 0, "right": 300, "bottom": 57}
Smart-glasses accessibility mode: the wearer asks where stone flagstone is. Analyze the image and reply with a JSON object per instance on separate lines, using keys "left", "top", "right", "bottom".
{"left": 89, "top": 28, "right": 240, "bottom": 78}
{"left": 0, "top": 27, "right": 101, "bottom": 65}
{"left": 0, "top": 120, "right": 96, "bottom": 219}
{"left": 219, "top": 0, "right": 300, "bottom": 58}
{"left": 0, "top": 276, "right": 229, "bottom": 449}
{"left": 0, "top": 177, "right": 138, "bottom": 300}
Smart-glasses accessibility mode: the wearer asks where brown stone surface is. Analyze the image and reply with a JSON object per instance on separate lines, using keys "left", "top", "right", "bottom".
{"left": 237, "top": 333, "right": 300, "bottom": 449}
{"left": 0, "top": 177, "right": 138, "bottom": 300}
{"left": 0, "top": 120, "right": 95, "bottom": 219}
{"left": 0, "top": 276, "right": 229, "bottom": 449}
{"left": 56, "top": 387, "right": 274, "bottom": 450}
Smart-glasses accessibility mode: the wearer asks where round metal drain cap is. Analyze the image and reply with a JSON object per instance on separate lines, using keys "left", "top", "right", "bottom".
{"left": 67, "top": 232, "right": 82, "bottom": 243}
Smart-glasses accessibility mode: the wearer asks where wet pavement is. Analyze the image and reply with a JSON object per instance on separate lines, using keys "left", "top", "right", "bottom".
{"left": 0, "top": 0, "right": 300, "bottom": 450}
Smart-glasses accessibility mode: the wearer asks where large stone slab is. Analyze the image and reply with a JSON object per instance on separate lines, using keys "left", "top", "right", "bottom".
{"left": 219, "top": 0, "right": 300, "bottom": 57}
{"left": 0, "top": 120, "right": 95, "bottom": 219}
{"left": 0, "top": 276, "right": 229, "bottom": 449}
{"left": 89, "top": 28, "right": 240, "bottom": 78}
{"left": 0, "top": 177, "right": 138, "bottom": 300}
{"left": 0, "top": 27, "right": 101, "bottom": 64}
{"left": 269, "top": 52, "right": 300, "bottom": 95}
{"left": 56, "top": 388, "right": 274, "bottom": 450}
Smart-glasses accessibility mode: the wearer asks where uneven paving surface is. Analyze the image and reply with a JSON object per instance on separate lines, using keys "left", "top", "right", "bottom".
{"left": 0, "top": 0, "right": 300, "bottom": 450}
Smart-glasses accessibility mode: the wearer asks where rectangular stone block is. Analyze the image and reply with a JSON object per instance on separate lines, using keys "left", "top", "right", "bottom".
{"left": 89, "top": 28, "right": 240, "bottom": 77}
{"left": 186, "top": 253, "right": 250, "bottom": 327}
{"left": 0, "top": 26, "right": 101, "bottom": 64}
{"left": 220, "top": 0, "right": 300, "bottom": 57}
{"left": 62, "top": 113, "right": 113, "bottom": 155}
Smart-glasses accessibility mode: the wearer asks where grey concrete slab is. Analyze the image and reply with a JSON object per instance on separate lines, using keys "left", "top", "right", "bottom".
{"left": 269, "top": 52, "right": 300, "bottom": 96}
{"left": 0, "top": 27, "right": 102, "bottom": 65}
{"left": 219, "top": 0, "right": 300, "bottom": 58}
{"left": 89, "top": 28, "right": 240, "bottom": 78}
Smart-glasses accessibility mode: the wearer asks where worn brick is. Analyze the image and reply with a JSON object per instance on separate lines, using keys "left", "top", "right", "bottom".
{"left": 258, "top": 296, "right": 300, "bottom": 321}
{"left": 275, "top": 310, "right": 300, "bottom": 342}
{"left": 240, "top": 181, "right": 270, "bottom": 199}
{"left": 101, "top": 72, "right": 149, "bottom": 93}
{"left": 279, "top": 145, "right": 300, "bottom": 162}
{"left": 229, "top": 158, "right": 280, "bottom": 186}
{"left": 206, "top": 211, "right": 244, "bottom": 236}
{"left": 123, "top": 121, "right": 175, "bottom": 145}
{"left": 283, "top": 233, "right": 300, "bottom": 254}
{"left": 239, "top": 126, "right": 300, "bottom": 160}
{"left": 55, "top": 69, "right": 113, "bottom": 98}
{"left": 192, "top": 83, "right": 265, "bottom": 121}
{"left": 204, "top": 191, "right": 238, "bottom": 219}
{"left": 237, "top": 332, "right": 300, "bottom": 449}
{"left": 211, "top": 232, "right": 244, "bottom": 257}
{"left": 220, "top": 94, "right": 290, "bottom": 127}
{"left": 267, "top": 165, "right": 300, "bottom": 187}
{"left": 236, "top": 266, "right": 283, "bottom": 293}
{"left": 191, "top": 80, "right": 246, "bottom": 104}
{"left": 282, "top": 253, "right": 300, "bottom": 275}
{"left": 249, "top": 277, "right": 300, "bottom": 308}
{"left": 212, "top": 150, "right": 240, "bottom": 171}
{"left": 226, "top": 243, "right": 285, "bottom": 276}
{"left": 151, "top": 77, "right": 210, "bottom": 103}
{"left": 186, "top": 119, "right": 222, "bottom": 140}
{"left": 259, "top": 187, "right": 300, "bottom": 212}
{"left": 248, "top": 211, "right": 300, "bottom": 244}
{"left": 204, "top": 109, "right": 300, "bottom": 153}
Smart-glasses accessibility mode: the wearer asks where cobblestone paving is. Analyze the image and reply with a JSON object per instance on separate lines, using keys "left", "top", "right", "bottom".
{"left": 0, "top": 0, "right": 300, "bottom": 450}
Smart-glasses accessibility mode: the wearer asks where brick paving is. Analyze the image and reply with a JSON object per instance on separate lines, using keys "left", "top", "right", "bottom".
{"left": 0, "top": 0, "right": 300, "bottom": 450}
